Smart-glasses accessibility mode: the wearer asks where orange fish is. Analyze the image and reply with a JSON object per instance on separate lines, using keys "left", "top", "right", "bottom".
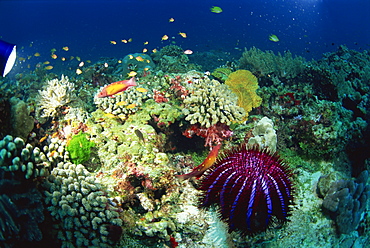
{"left": 97, "top": 77, "right": 137, "bottom": 98}
{"left": 176, "top": 144, "right": 221, "bottom": 180}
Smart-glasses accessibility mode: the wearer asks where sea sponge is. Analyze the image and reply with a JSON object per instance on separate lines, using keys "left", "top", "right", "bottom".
{"left": 225, "top": 70, "right": 262, "bottom": 120}
{"left": 66, "top": 131, "right": 95, "bottom": 165}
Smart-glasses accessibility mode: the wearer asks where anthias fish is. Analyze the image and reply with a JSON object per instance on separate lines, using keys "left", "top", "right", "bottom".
{"left": 97, "top": 77, "right": 137, "bottom": 98}
{"left": 176, "top": 144, "right": 221, "bottom": 180}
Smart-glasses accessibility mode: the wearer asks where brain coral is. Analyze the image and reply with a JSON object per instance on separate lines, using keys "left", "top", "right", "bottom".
{"left": 225, "top": 70, "right": 262, "bottom": 120}
{"left": 182, "top": 77, "right": 245, "bottom": 128}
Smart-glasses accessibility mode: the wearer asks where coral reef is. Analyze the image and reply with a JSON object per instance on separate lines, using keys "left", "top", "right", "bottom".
{"left": 0, "top": 135, "right": 50, "bottom": 179}
{"left": 0, "top": 169, "right": 44, "bottom": 247}
{"left": 182, "top": 76, "right": 245, "bottom": 128}
{"left": 152, "top": 45, "right": 200, "bottom": 73}
{"left": 247, "top": 116, "right": 277, "bottom": 152}
{"left": 44, "top": 162, "right": 123, "bottom": 248}
{"left": 317, "top": 170, "right": 370, "bottom": 234}
{"left": 183, "top": 123, "right": 233, "bottom": 147}
{"left": 94, "top": 84, "right": 150, "bottom": 120}
{"left": 36, "top": 75, "right": 87, "bottom": 123}
{"left": 211, "top": 67, "right": 232, "bottom": 82}
{"left": 66, "top": 131, "right": 95, "bottom": 165}
{"left": 239, "top": 46, "right": 307, "bottom": 78}
{"left": 9, "top": 97, "right": 34, "bottom": 141}
{"left": 225, "top": 70, "right": 262, "bottom": 120}
{"left": 121, "top": 53, "right": 155, "bottom": 77}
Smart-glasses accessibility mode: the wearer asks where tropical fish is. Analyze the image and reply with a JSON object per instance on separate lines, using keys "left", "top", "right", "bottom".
{"left": 51, "top": 54, "right": 57, "bottom": 59}
{"left": 126, "top": 103, "right": 137, "bottom": 109}
{"left": 62, "top": 46, "right": 69, "bottom": 51}
{"left": 184, "top": 50, "right": 193, "bottom": 55}
{"left": 161, "top": 35, "right": 169, "bottom": 41}
{"left": 122, "top": 39, "right": 128, "bottom": 43}
{"left": 128, "top": 55, "right": 134, "bottom": 59}
{"left": 134, "top": 129, "right": 145, "bottom": 143}
{"left": 136, "top": 87, "right": 148, "bottom": 93}
{"left": 43, "top": 61, "right": 50, "bottom": 64}
{"left": 78, "top": 61, "right": 84, "bottom": 67}
{"left": 176, "top": 144, "right": 221, "bottom": 180}
{"left": 143, "top": 41, "right": 149, "bottom": 45}
{"left": 76, "top": 68, "right": 83, "bottom": 75}
{"left": 169, "top": 18, "right": 175, "bottom": 22}
{"left": 179, "top": 32, "right": 187, "bottom": 38}
{"left": 104, "top": 113, "right": 117, "bottom": 118}
{"left": 110, "top": 41, "right": 117, "bottom": 44}
{"left": 97, "top": 77, "right": 137, "bottom": 98}
{"left": 135, "top": 56, "right": 144, "bottom": 62}
{"left": 142, "top": 48, "right": 148, "bottom": 53}
{"left": 269, "top": 34, "right": 279, "bottom": 42}
{"left": 34, "top": 52, "right": 40, "bottom": 57}
{"left": 152, "top": 49, "right": 158, "bottom": 53}
{"left": 44, "top": 65, "right": 53, "bottom": 70}
{"left": 61, "top": 57, "right": 66, "bottom": 61}
{"left": 210, "top": 6, "right": 223, "bottom": 13}
{"left": 127, "top": 71, "right": 137, "bottom": 77}
{"left": 50, "top": 48, "right": 56, "bottom": 53}
{"left": 116, "top": 100, "right": 128, "bottom": 106}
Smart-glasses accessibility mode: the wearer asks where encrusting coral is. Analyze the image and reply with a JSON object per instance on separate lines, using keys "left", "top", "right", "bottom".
{"left": 182, "top": 76, "right": 245, "bottom": 128}
{"left": 225, "top": 70, "right": 262, "bottom": 121}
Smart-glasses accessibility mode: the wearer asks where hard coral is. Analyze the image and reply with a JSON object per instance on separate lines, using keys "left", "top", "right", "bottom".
{"left": 183, "top": 123, "right": 233, "bottom": 147}
{"left": 225, "top": 70, "right": 262, "bottom": 121}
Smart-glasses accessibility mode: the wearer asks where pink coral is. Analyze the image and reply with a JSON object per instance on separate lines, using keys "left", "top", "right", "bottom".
{"left": 169, "top": 75, "right": 189, "bottom": 99}
{"left": 153, "top": 90, "right": 169, "bottom": 103}
{"left": 183, "top": 122, "right": 233, "bottom": 147}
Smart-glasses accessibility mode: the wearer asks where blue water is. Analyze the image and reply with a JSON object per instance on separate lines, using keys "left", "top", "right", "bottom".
{"left": 0, "top": 0, "right": 369, "bottom": 73}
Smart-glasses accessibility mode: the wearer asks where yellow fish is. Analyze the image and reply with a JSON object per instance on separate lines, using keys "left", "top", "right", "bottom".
{"left": 128, "top": 71, "right": 137, "bottom": 77}
{"left": 86, "top": 60, "right": 91, "bottom": 63}
{"left": 135, "top": 56, "right": 144, "bottom": 62}
{"left": 161, "top": 35, "right": 169, "bottom": 41}
{"left": 104, "top": 113, "right": 117, "bottom": 118}
{"left": 136, "top": 87, "right": 148, "bottom": 93}
{"left": 144, "top": 41, "right": 149, "bottom": 45}
{"left": 142, "top": 48, "right": 148, "bottom": 53}
{"left": 34, "top": 52, "right": 40, "bottom": 57}
{"left": 61, "top": 57, "right": 66, "bottom": 61}
{"left": 43, "top": 61, "right": 50, "bottom": 64}
{"left": 269, "top": 34, "right": 279, "bottom": 42}
{"left": 51, "top": 54, "right": 57, "bottom": 59}
{"left": 44, "top": 65, "right": 53, "bottom": 70}
{"left": 152, "top": 49, "right": 157, "bottom": 53}
{"left": 128, "top": 38, "right": 132, "bottom": 42}
{"left": 122, "top": 39, "right": 128, "bottom": 43}
{"left": 128, "top": 55, "right": 134, "bottom": 59}
{"left": 118, "top": 60, "right": 122, "bottom": 63}
{"left": 126, "top": 103, "right": 137, "bottom": 109}
{"left": 116, "top": 101, "right": 128, "bottom": 106}
{"left": 76, "top": 68, "right": 83, "bottom": 75}
{"left": 169, "top": 18, "right": 175, "bottom": 22}
{"left": 18, "top": 57, "right": 26, "bottom": 62}
{"left": 78, "top": 61, "right": 84, "bottom": 67}
{"left": 179, "top": 32, "right": 187, "bottom": 38}
{"left": 62, "top": 46, "right": 69, "bottom": 51}
{"left": 110, "top": 40, "right": 117, "bottom": 44}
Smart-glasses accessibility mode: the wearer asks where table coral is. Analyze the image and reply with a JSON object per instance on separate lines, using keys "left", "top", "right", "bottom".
{"left": 182, "top": 76, "right": 245, "bottom": 128}
{"left": 225, "top": 70, "right": 262, "bottom": 121}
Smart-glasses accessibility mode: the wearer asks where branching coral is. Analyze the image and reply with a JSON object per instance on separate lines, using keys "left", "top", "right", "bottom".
{"left": 225, "top": 70, "right": 262, "bottom": 121}
{"left": 239, "top": 46, "right": 306, "bottom": 78}
{"left": 182, "top": 76, "right": 245, "bottom": 128}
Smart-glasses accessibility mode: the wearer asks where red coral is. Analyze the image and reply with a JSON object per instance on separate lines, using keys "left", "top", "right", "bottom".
{"left": 183, "top": 123, "right": 233, "bottom": 147}
{"left": 153, "top": 89, "right": 169, "bottom": 103}
{"left": 169, "top": 75, "right": 189, "bottom": 99}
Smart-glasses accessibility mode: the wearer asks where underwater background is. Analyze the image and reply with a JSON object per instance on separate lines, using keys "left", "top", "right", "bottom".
{"left": 1, "top": 0, "right": 370, "bottom": 247}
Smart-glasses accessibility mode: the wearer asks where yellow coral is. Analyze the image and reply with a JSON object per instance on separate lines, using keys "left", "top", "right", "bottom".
{"left": 225, "top": 70, "right": 262, "bottom": 120}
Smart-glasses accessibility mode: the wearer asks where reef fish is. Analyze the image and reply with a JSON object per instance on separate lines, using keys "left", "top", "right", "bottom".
{"left": 269, "top": 34, "right": 279, "bottom": 42}
{"left": 97, "top": 77, "right": 137, "bottom": 98}
{"left": 210, "top": 6, "right": 223, "bottom": 13}
{"left": 176, "top": 144, "right": 221, "bottom": 180}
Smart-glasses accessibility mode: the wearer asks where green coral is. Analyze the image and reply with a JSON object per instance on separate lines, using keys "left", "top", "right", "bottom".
{"left": 66, "top": 131, "right": 95, "bottom": 165}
